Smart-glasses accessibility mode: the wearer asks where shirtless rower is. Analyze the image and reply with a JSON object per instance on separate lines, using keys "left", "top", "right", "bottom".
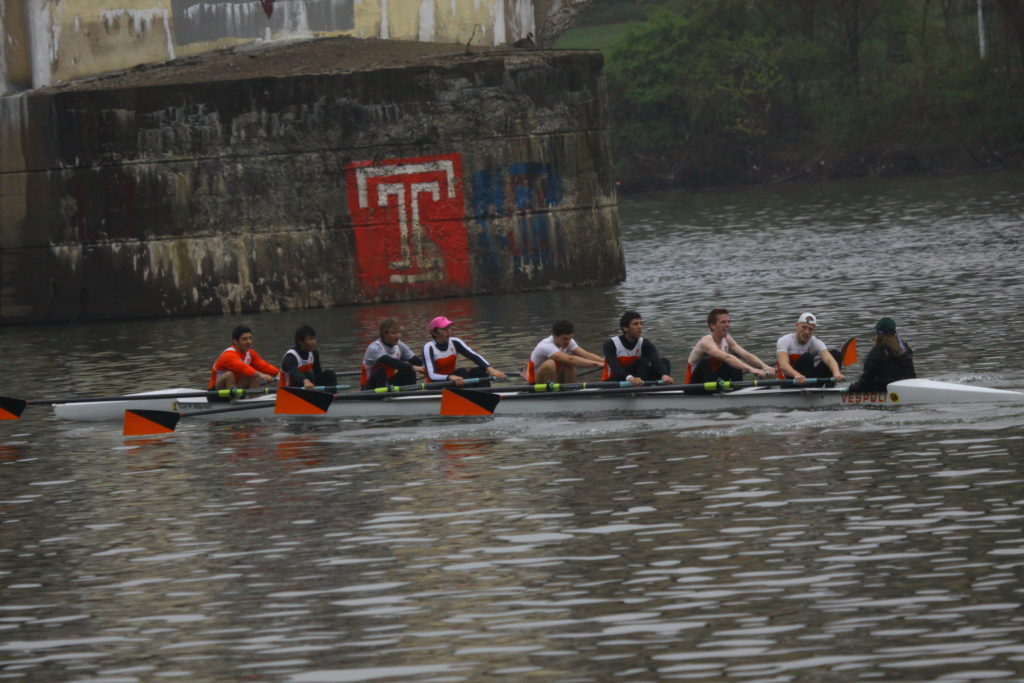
{"left": 527, "top": 319, "right": 604, "bottom": 384}
{"left": 209, "top": 325, "right": 279, "bottom": 390}
{"left": 602, "top": 310, "right": 673, "bottom": 386}
{"left": 775, "top": 312, "right": 844, "bottom": 385}
{"left": 422, "top": 316, "right": 507, "bottom": 386}
{"left": 361, "top": 318, "right": 425, "bottom": 390}
{"left": 685, "top": 308, "right": 774, "bottom": 385}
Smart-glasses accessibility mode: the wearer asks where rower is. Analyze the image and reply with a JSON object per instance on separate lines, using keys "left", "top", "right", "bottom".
{"left": 361, "top": 318, "right": 425, "bottom": 390}
{"left": 848, "top": 317, "right": 916, "bottom": 393}
{"left": 526, "top": 319, "right": 604, "bottom": 383}
{"left": 775, "top": 312, "right": 844, "bottom": 385}
{"left": 209, "top": 325, "right": 279, "bottom": 390}
{"left": 602, "top": 310, "right": 673, "bottom": 386}
{"left": 422, "top": 316, "right": 507, "bottom": 386}
{"left": 685, "top": 308, "right": 774, "bottom": 386}
{"left": 280, "top": 324, "right": 337, "bottom": 390}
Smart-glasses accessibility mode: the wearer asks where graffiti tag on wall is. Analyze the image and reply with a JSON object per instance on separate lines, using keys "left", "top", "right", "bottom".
{"left": 345, "top": 154, "right": 470, "bottom": 297}
{"left": 471, "top": 162, "right": 564, "bottom": 277}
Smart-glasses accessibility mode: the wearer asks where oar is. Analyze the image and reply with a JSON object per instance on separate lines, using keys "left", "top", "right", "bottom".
{"left": 123, "top": 401, "right": 278, "bottom": 436}
{"left": 497, "top": 380, "right": 665, "bottom": 394}
{"left": 440, "top": 387, "right": 501, "bottom": 416}
{"left": 508, "top": 365, "right": 607, "bottom": 385}
{"left": 268, "top": 378, "right": 659, "bottom": 417}
{"left": 368, "top": 377, "right": 490, "bottom": 393}
{"left": 838, "top": 336, "right": 857, "bottom": 367}
{"left": 274, "top": 378, "right": 490, "bottom": 415}
{"left": 438, "top": 377, "right": 836, "bottom": 416}
{"left": 552, "top": 376, "right": 834, "bottom": 397}
{"left": 0, "top": 385, "right": 351, "bottom": 420}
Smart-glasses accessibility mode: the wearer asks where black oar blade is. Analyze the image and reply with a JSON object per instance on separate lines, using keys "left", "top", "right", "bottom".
{"left": 440, "top": 388, "right": 500, "bottom": 416}
{"left": 0, "top": 397, "right": 27, "bottom": 420}
{"left": 275, "top": 387, "right": 333, "bottom": 415}
{"left": 124, "top": 410, "right": 180, "bottom": 436}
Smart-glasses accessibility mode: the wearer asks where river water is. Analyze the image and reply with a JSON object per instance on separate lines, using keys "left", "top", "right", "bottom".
{"left": 2, "top": 171, "right": 1023, "bottom": 681}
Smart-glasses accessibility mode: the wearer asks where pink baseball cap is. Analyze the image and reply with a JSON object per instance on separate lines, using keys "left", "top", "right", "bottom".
{"left": 429, "top": 316, "right": 453, "bottom": 332}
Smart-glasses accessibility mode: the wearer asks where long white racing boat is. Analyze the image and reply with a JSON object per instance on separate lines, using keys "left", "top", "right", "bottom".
{"left": 48, "top": 379, "right": 1024, "bottom": 423}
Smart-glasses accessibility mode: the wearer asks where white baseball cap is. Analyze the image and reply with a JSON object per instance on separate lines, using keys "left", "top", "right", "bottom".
{"left": 797, "top": 312, "right": 817, "bottom": 325}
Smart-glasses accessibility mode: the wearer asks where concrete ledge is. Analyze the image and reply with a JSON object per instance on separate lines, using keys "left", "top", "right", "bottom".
{"left": 1, "top": 37, "right": 623, "bottom": 323}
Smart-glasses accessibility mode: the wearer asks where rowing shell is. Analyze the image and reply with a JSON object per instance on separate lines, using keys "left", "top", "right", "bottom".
{"left": 53, "top": 388, "right": 209, "bottom": 421}
{"left": 51, "top": 379, "right": 1024, "bottom": 423}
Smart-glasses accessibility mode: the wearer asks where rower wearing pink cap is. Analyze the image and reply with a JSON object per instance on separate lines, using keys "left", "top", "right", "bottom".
{"left": 422, "top": 316, "right": 508, "bottom": 386}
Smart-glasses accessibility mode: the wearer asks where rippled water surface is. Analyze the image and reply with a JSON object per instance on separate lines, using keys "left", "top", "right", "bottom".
{"left": 2, "top": 172, "right": 1024, "bottom": 681}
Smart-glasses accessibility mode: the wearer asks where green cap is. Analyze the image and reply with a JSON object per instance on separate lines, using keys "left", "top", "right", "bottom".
{"left": 875, "top": 317, "right": 897, "bottom": 334}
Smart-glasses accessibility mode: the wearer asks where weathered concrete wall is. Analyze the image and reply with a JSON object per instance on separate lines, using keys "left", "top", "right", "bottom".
{"left": 1, "top": 0, "right": 593, "bottom": 93}
{"left": 0, "top": 41, "right": 622, "bottom": 323}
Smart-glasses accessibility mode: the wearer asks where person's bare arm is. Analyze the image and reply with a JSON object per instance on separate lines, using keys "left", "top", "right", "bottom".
{"left": 820, "top": 350, "right": 844, "bottom": 381}
{"left": 717, "top": 337, "right": 771, "bottom": 377}
{"left": 776, "top": 350, "right": 805, "bottom": 383}
{"left": 551, "top": 349, "right": 603, "bottom": 368}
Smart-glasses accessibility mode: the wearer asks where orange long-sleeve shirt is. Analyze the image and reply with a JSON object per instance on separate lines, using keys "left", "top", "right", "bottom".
{"left": 209, "top": 346, "right": 279, "bottom": 389}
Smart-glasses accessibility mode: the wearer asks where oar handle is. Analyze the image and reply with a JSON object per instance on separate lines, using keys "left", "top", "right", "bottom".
{"left": 484, "top": 377, "right": 833, "bottom": 401}
{"left": 371, "top": 377, "right": 490, "bottom": 393}
{"left": 181, "top": 402, "right": 276, "bottom": 418}
{"left": 514, "top": 379, "right": 666, "bottom": 393}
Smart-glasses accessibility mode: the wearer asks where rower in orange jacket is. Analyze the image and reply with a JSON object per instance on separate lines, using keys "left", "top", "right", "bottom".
{"left": 209, "top": 325, "right": 279, "bottom": 390}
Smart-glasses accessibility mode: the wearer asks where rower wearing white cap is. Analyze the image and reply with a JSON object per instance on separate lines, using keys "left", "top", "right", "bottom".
{"left": 775, "top": 312, "right": 845, "bottom": 385}
{"left": 423, "top": 316, "right": 508, "bottom": 386}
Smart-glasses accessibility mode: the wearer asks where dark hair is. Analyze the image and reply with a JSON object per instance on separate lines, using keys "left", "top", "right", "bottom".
{"left": 379, "top": 318, "right": 400, "bottom": 336}
{"left": 552, "top": 319, "right": 574, "bottom": 336}
{"left": 619, "top": 310, "right": 641, "bottom": 332}
{"left": 231, "top": 325, "right": 252, "bottom": 341}
{"left": 294, "top": 324, "right": 316, "bottom": 345}
{"left": 707, "top": 308, "right": 729, "bottom": 328}
{"left": 877, "top": 333, "right": 911, "bottom": 355}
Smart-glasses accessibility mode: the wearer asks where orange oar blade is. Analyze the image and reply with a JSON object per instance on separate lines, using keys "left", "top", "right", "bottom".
{"left": 840, "top": 337, "right": 858, "bottom": 367}
{"left": 0, "top": 397, "right": 27, "bottom": 420}
{"left": 440, "top": 388, "right": 500, "bottom": 416}
{"left": 124, "top": 410, "right": 180, "bottom": 436}
{"left": 275, "top": 387, "right": 333, "bottom": 415}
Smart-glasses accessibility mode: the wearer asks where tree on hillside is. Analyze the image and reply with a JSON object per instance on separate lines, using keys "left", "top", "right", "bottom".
{"left": 998, "top": 0, "right": 1024, "bottom": 71}
{"left": 604, "top": 0, "right": 1024, "bottom": 190}
{"left": 607, "top": 1, "right": 793, "bottom": 185}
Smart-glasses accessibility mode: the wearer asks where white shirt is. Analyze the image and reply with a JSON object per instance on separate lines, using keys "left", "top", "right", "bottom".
{"left": 362, "top": 339, "right": 415, "bottom": 373}
{"left": 776, "top": 332, "right": 826, "bottom": 359}
{"left": 530, "top": 335, "right": 578, "bottom": 367}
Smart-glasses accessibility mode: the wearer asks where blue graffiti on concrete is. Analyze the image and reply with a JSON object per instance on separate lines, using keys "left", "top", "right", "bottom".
{"left": 471, "top": 162, "right": 564, "bottom": 280}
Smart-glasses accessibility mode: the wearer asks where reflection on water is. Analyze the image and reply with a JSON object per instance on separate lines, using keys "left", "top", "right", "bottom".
{"left": 2, "top": 171, "right": 1024, "bottom": 680}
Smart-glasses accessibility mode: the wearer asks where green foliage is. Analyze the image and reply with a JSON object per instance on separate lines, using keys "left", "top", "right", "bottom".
{"left": 601, "top": 0, "right": 1024, "bottom": 190}
{"left": 554, "top": 22, "right": 649, "bottom": 50}
{"left": 573, "top": 0, "right": 659, "bottom": 26}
